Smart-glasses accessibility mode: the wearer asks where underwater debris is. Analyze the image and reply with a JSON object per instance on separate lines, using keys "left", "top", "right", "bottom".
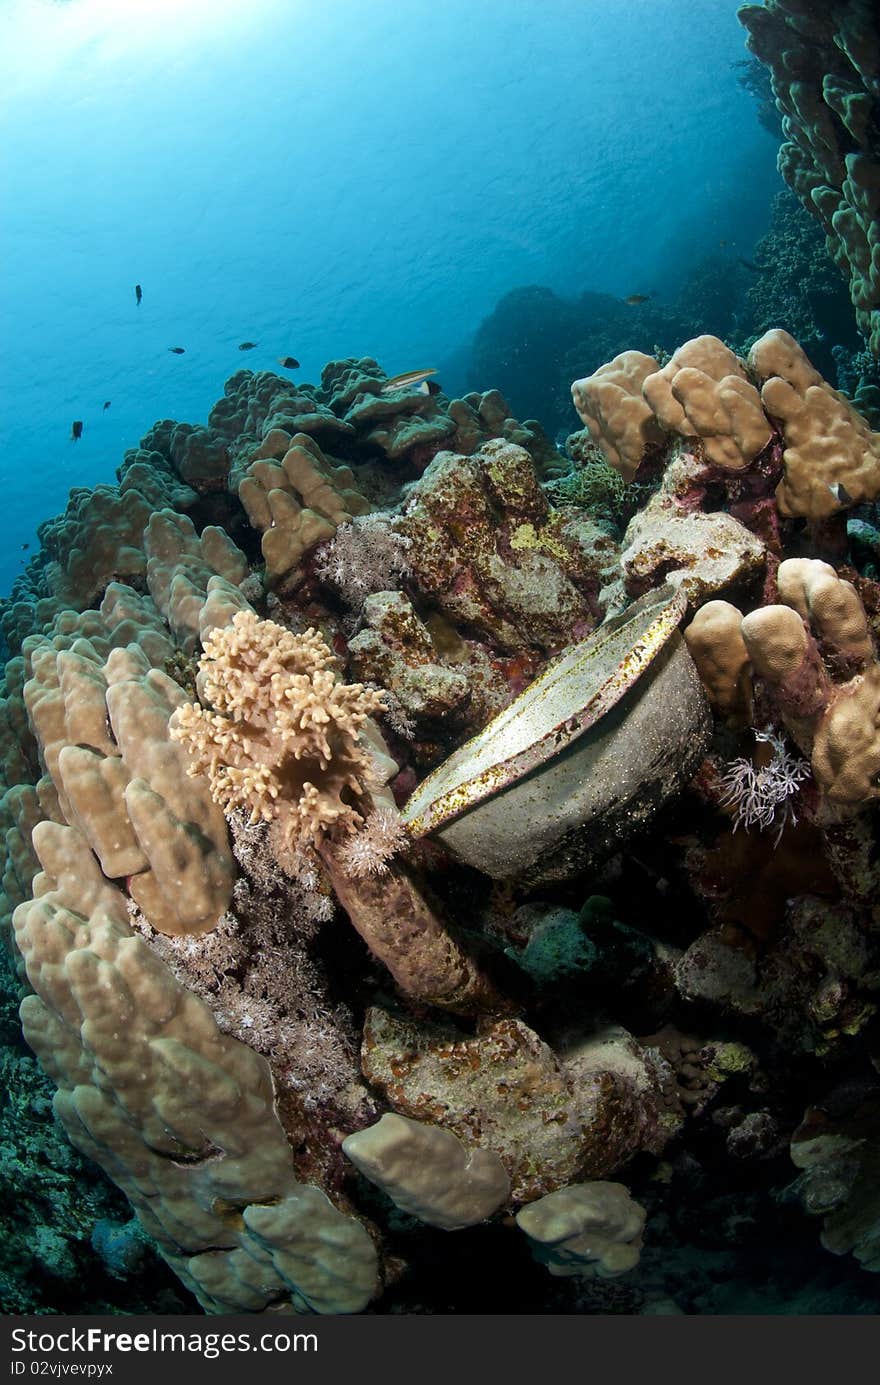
{"left": 402, "top": 583, "right": 710, "bottom": 884}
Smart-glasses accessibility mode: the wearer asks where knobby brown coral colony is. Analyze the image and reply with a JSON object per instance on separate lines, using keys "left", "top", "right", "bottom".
{"left": 3, "top": 329, "right": 880, "bottom": 1315}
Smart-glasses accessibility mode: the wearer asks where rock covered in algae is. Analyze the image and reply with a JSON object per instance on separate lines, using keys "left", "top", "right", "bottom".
{"left": 791, "top": 1092, "right": 880, "bottom": 1273}
{"left": 400, "top": 438, "right": 616, "bottom": 654}
{"left": 347, "top": 591, "right": 471, "bottom": 723}
{"left": 361, "top": 1009, "right": 663, "bottom": 1203}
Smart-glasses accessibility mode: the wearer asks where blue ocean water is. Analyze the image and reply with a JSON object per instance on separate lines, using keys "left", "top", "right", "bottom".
{"left": 0, "top": 0, "right": 778, "bottom": 597}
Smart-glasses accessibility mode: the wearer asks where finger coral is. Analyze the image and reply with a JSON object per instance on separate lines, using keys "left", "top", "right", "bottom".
{"left": 641, "top": 335, "right": 772, "bottom": 470}
{"left": 170, "top": 611, "right": 387, "bottom": 871}
{"left": 687, "top": 557, "right": 880, "bottom": 815}
{"left": 749, "top": 328, "right": 880, "bottom": 518}
{"left": 739, "top": 1, "right": 880, "bottom": 357}
{"left": 14, "top": 820, "right": 378, "bottom": 1315}
{"left": 342, "top": 1112, "right": 510, "bottom": 1231}
{"left": 238, "top": 432, "right": 373, "bottom": 593}
{"left": 571, "top": 351, "right": 666, "bottom": 480}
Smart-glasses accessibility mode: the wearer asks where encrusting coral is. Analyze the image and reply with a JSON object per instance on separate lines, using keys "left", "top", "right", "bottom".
{"left": 399, "top": 437, "right": 617, "bottom": 653}
{"left": 516, "top": 1182, "right": 647, "bottom": 1279}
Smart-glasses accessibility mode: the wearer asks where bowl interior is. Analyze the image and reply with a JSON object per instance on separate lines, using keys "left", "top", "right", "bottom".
{"left": 402, "top": 583, "right": 685, "bottom": 838}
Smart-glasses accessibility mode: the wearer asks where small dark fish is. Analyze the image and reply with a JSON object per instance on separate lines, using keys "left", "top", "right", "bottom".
{"left": 71, "top": 420, "right": 83, "bottom": 441}
{"left": 102, "top": 400, "right": 111, "bottom": 411}
{"left": 238, "top": 341, "right": 258, "bottom": 351}
{"left": 277, "top": 356, "right": 300, "bottom": 370}
{"left": 168, "top": 346, "right": 186, "bottom": 354}
{"left": 135, "top": 284, "right": 142, "bottom": 305}
{"left": 21, "top": 543, "right": 29, "bottom": 551}
{"left": 424, "top": 379, "right": 442, "bottom": 396}
{"left": 381, "top": 368, "right": 438, "bottom": 394}
{"left": 623, "top": 293, "right": 655, "bottom": 306}
{"left": 738, "top": 258, "right": 762, "bottom": 273}
{"left": 829, "top": 481, "right": 854, "bottom": 506}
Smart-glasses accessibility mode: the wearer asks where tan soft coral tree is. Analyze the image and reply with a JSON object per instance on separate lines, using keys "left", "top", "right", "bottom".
{"left": 170, "top": 609, "right": 503, "bottom": 1016}
{"left": 169, "top": 610, "right": 387, "bottom": 871}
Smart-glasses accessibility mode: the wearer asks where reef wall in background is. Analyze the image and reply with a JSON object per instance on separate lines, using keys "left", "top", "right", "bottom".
{"left": 739, "top": 0, "right": 880, "bottom": 356}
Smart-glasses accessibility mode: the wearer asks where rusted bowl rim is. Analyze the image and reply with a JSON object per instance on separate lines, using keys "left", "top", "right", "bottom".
{"left": 402, "top": 583, "right": 688, "bottom": 841}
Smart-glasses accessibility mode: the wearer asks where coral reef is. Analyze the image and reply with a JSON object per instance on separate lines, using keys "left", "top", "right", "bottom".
{"left": 3, "top": 335, "right": 880, "bottom": 1317}
{"left": 750, "top": 329, "right": 880, "bottom": 518}
{"left": 739, "top": 0, "right": 880, "bottom": 357}
{"left": 360, "top": 1010, "right": 665, "bottom": 1203}
{"left": 239, "top": 434, "right": 373, "bottom": 593}
{"left": 791, "top": 1087, "right": 880, "bottom": 1271}
{"left": 15, "top": 822, "right": 379, "bottom": 1314}
{"left": 454, "top": 170, "right": 869, "bottom": 457}
{"left": 0, "top": 948, "right": 192, "bottom": 1314}
{"left": 735, "top": 190, "right": 863, "bottom": 376}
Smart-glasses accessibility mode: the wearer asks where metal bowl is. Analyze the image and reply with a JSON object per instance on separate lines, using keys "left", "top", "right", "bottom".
{"left": 401, "top": 584, "right": 711, "bottom": 884}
